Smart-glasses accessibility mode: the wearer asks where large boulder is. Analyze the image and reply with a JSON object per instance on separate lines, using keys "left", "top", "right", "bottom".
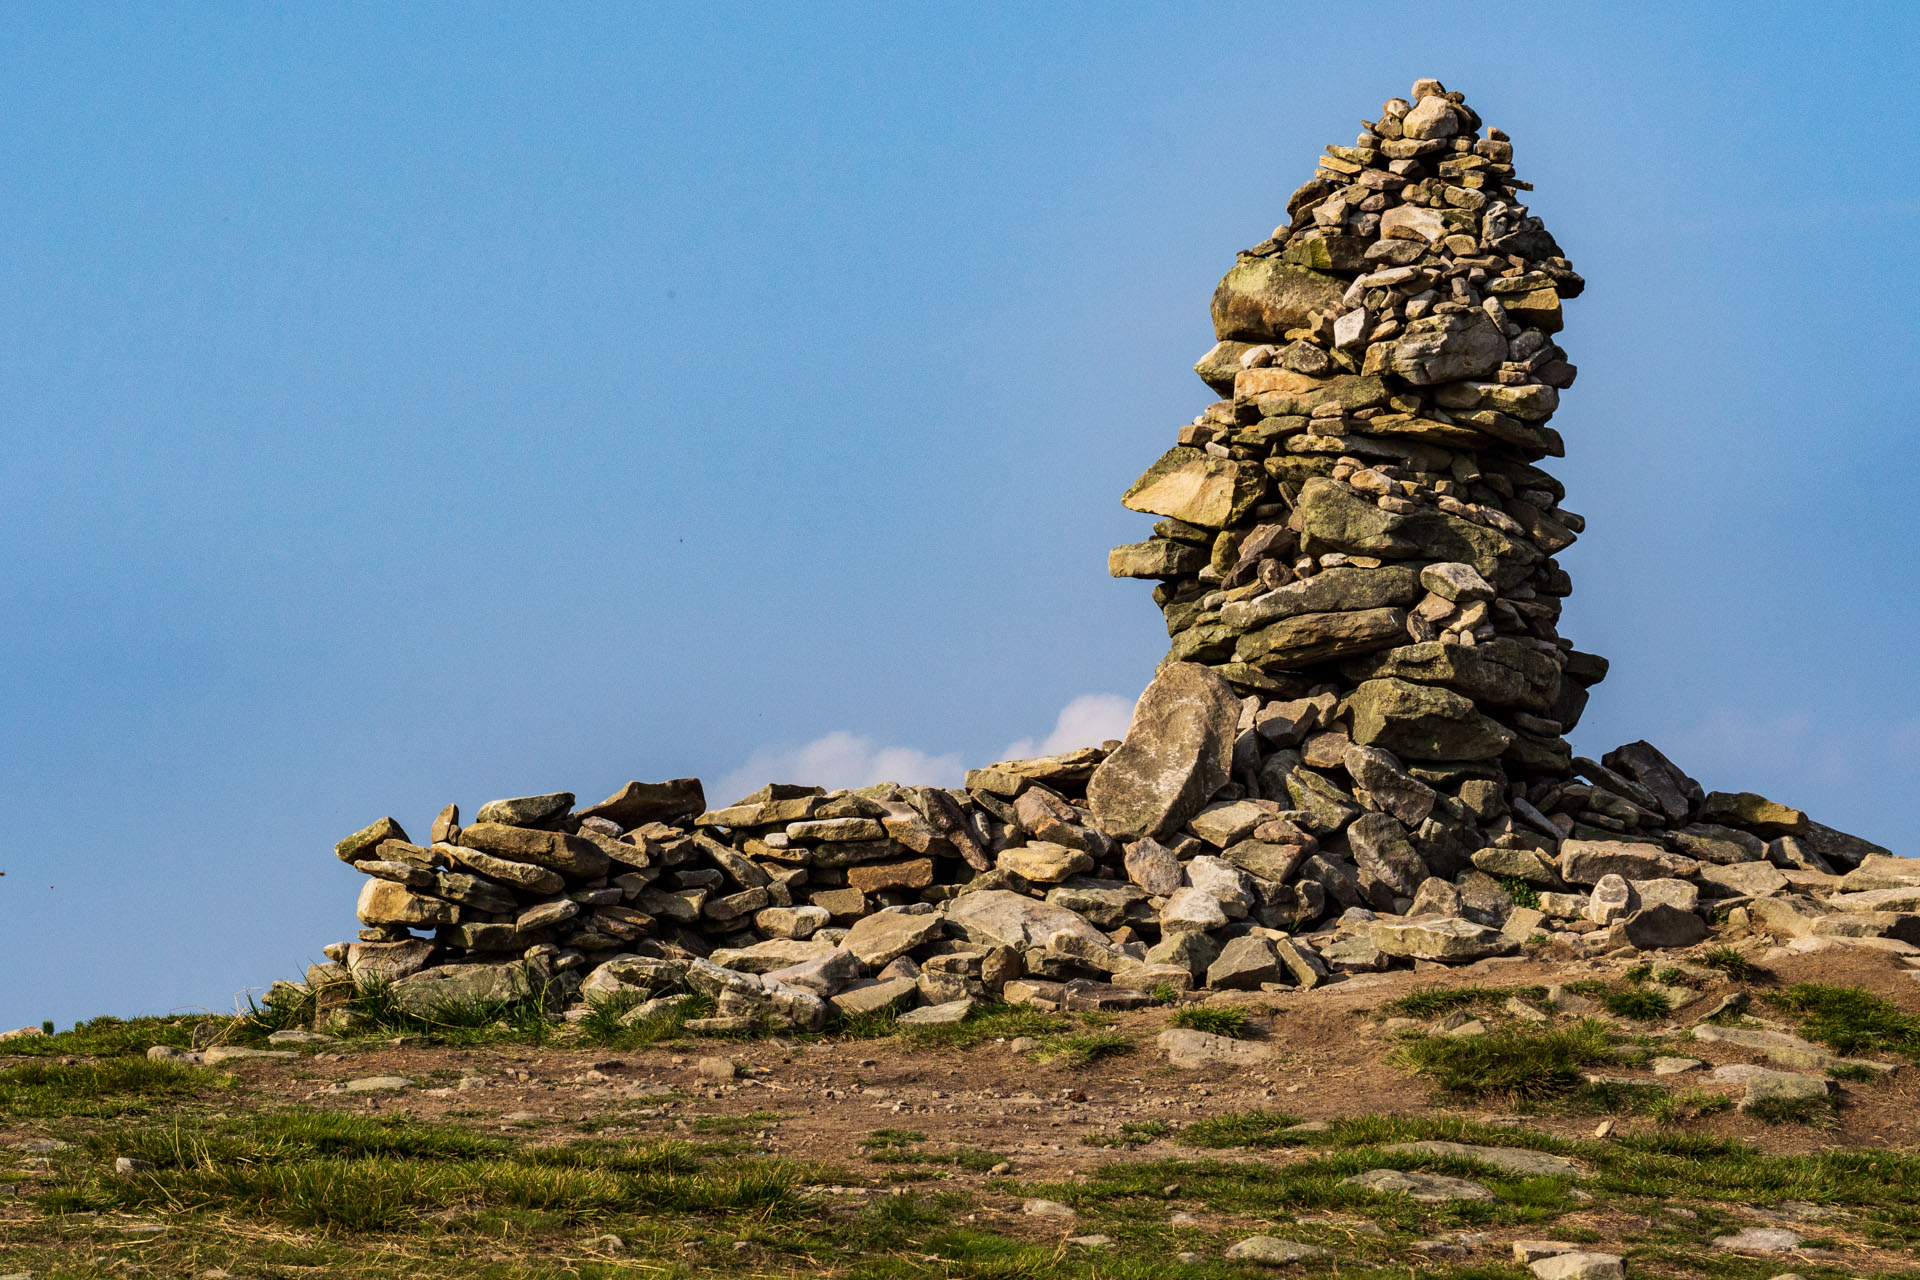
{"left": 1292, "top": 478, "right": 1534, "bottom": 586}
{"left": 1210, "top": 257, "right": 1343, "bottom": 343}
{"left": 1343, "top": 638, "right": 1563, "bottom": 713}
{"left": 1558, "top": 840, "right": 1697, "bottom": 885}
{"left": 1370, "top": 916, "right": 1517, "bottom": 962}
{"left": 1345, "top": 678, "right": 1515, "bottom": 761}
{"left": 1087, "top": 662, "right": 1239, "bottom": 841}
{"left": 392, "top": 961, "right": 553, "bottom": 1014}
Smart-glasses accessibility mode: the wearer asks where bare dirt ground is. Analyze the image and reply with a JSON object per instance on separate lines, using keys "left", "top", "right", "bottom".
{"left": 5, "top": 942, "right": 1919, "bottom": 1279}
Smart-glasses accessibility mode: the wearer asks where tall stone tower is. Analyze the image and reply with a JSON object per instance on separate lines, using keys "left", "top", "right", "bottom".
{"left": 1110, "top": 78, "right": 1610, "bottom": 871}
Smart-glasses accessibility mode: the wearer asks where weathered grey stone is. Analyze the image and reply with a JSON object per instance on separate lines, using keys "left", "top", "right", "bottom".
{"left": 336, "top": 816, "right": 409, "bottom": 864}
{"left": 1349, "top": 812, "right": 1428, "bottom": 898}
{"left": 1045, "top": 878, "right": 1149, "bottom": 930}
{"left": 1207, "top": 936, "right": 1283, "bottom": 989}
{"left": 829, "top": 977, "right": 919, "bottom": 1017}
{"left": 577, "top": 778, "right": 706, "bottom": 828}
{"left": 708, "top": 938, "right": 839, "bottom": 974}
{"left": 1383, "top": 1141, "right": 1578, "bottom": 1178}
{"left": 456, "top": 823, "right": 609, "bottom": 878}
{"left": 946, "top": 890, "right": 1121, "bottom": 969}
{"left": 1343, "top": 1168, "right": 1492, "bottom": 1202}
{"left": 898, "top": 997, "right": 975, "bottom": 1025}
{"left": 1346, "top": 678, "right": 1514, "bottom": 761}
{"left": 356, "top": 879, "right": 459, "bottom": 927}
{"left": 841, "top": 911, "right": 944, "bottom": 968}
{"left": 1370, "top": 917, "right": 1516, "bottom": 962}
{"left": 392, "top": 962, "right": 550, "bottom": 1014}
{"left": 1221, "top": 566, "right": 1423, "bottom": 630}
{"left": 580, "top": 955, "right": 684, "bottom": 999}
{"left": 1621, "top": 904, "right": 1709, "bottom": 950}
{"left": 1558, "top": 840, "right": 1696, "bottom": 885}
{"left": 997, "top": 842, "right": 1093, "bottom": 883}
{"left": 1123, "top": 837, "right": 1184, "bottom": 896}
{"left": 1159, "top": 886, "right": 1230, "bottom": 933}
{"left": 1109, "top": 539, "right": 1209, "bottom": 579}
{"left": 1122, "top": 447, "right": 1266, "bottom": 529}
{"left": 1697, "top": 791, "right": 1808, "bottom": 836}
{"left": 1087, "top": 662, "right": 1239, "bottom": 841}
{"left": 764, "top": 947, "right": 864, "bottom": 997}
{"left": 1530, "top": 1252, "right": 1624, "bottom": 1280}
{"left": 1386, "top": 309, "right": 1508, "bottom": 385}
{"left": 345, "top": 939, "right": 437, "bottom": 982}
{"left": 1225, "top": 1237, "right": 1328, "bottom": 1265}
{"left": 1588, "top": 875, "right": 1632, "bottom": 924}
{"left": 1294, "top": 479, "right": 1530, "bottom": 586}
{"left": 435, "top": 842, "right": 565, "bottom": 894}
{"left": 474, "top": 793, "right": 573, "bottom": 826}
{"left": 1711, "top": 1228, "right": 1805, "bottom": 1253}
{"left": 1343, "top": 638, "right": 1562, "bottom": 712}
{"left": 1211, "top": 257, "right": 1344, "bottom": 343}
{"left": 1235, "top": 607, "right": 1410, "bottom": 668}
{"left": 1344, "top": 745, "right": 1437, "bottom": 826}
{"left": 1472, "top": 847, "right": 1558, "bottom": 887}
{"left": 1158, "top": 1028, "right": 1275, "bottom": 1069}
{"left": 1221, "top": 838, "right": 1311, "bottom": 885}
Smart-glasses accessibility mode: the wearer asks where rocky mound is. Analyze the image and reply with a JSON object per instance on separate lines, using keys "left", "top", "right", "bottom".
{"left": 288, "top": 80, "right": 1901, "bottom": 1036}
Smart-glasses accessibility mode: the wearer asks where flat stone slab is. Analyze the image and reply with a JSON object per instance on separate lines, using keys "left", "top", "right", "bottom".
{"left": 1530, "top": 1252, "right": 1624, "bottom": 1280}
{"left": 1713, "top": 1227, "right": 1806, "bottom": 1252}
{"left": 1157, "top": 1028, "right": 1275, "bottom": 1069}
{"left": 1383, "top": 1140, "right": 1579, "bottom": 1178}
{"left": 200, "top": 1046, "right": 297, "bottom": 1066}
{"left": 1694, "top": 1023, "right": 1893, "bottom": 1075}
{"left": 1226, "top": 1236, "right": 1329, "bottom": 1265}
{"left": 896, "top": 998, "right": 975, "bottom": 1026}
{"left": 1342, "top": 1167, "right": 1493, "bottom": 1202}
{"left": 337, "top": 1075, "right": 411, "bottom": 1093}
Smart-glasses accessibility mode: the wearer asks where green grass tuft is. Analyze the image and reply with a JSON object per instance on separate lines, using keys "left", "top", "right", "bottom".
{"left": 1698, "top": 944, "right": 1758, "bottom": 982}
{"left": 1032, "top": 1030, "right": 1131, "bottom": 1068}
{"left": 1378, "top": 984, "right": 1547, "bottom": 1018}
{"left": 1392, "top": 1019, "right": 1616, "bottom": 1102}
{"left": 0, "top": 1057, "right": 229, "bottom": 1119}
{"left": 1763, "top": 983, "right": 1920, "bottom": 1063}
{"left": 1179, "top": 1109, "right": 1307, "bottom": 1148}
{"left": 1167, "top": 1006, "right": 1249, "bottom": 1038}
{"left": 1603, "top": 987, "right": 1673, "bottom": 1020}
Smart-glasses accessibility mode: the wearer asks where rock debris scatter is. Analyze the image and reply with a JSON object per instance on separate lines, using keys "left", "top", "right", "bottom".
{"left": 287, "top": 80, "right": 1899, "bottom": 1034}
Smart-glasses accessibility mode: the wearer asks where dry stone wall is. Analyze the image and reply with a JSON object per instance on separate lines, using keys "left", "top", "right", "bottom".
{"left": 292, "top": 80, "right": 1903, "bottom": 1036}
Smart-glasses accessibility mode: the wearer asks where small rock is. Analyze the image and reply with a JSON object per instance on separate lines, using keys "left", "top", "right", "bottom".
{"left": 114, "top": 1157, "right": 156, "bottom": 1175}
{"left": 694, "top": 1056, "right": 738, "bottom": 1081}
{"left": 1513, "top": 1241, "right": 1580, "bottom": 1263}
{"left": 897, "top": 998, "right": 976, "bottom": 1026}
{"left": 1650, "top": 1057, "right": 1703, "bottom": 1075}
{"left": 1022, "top": 1198, "right": 1076, "bottom": 1218}
{"left": 1067, "top": 1234, "right": 1112, "bottom": 1248}
{"left": 1530, "top": 1252, "right": 1624, "bottom": 1280}
{"left": 339, "top": 1075, "right": 411, "bottom": 1093}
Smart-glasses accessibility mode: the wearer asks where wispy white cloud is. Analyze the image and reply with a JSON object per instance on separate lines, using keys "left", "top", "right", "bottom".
{"left": 708, "top": 692, "right": 1138, "bottom": 807}
{"left": 998, "top": 692, "right": 1136, "bottom": 762}
{"left": 709, "top": 731, "right": 965, "bottom": 809}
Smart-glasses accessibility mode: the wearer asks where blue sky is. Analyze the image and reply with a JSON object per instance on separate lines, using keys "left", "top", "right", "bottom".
{"left": 3, "top": 3, "right": 1915, "bottom": 1028}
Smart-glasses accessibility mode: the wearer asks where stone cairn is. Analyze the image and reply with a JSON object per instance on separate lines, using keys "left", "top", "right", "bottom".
{"left": 298, "top": 80, "right": 1904, "bottom": 1036}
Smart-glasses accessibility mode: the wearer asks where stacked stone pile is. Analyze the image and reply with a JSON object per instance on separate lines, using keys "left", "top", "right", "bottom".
{"left": 291, "top": 79, "right": 1904, "bottom": 1036}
